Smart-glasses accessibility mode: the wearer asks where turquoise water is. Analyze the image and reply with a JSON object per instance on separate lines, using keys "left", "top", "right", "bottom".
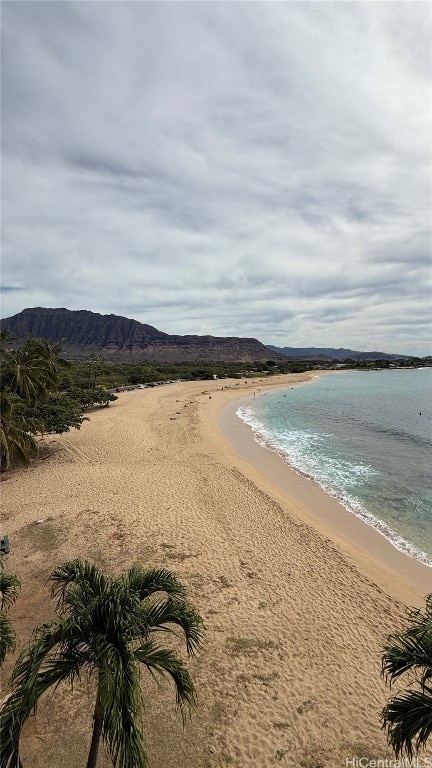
{"left": 237, "top": 369, "right": 432, "bottom": 566}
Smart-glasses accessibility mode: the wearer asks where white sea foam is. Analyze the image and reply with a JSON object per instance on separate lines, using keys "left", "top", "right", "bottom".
{"left": 237, "top": 404, "right": 432, "bottom": 568}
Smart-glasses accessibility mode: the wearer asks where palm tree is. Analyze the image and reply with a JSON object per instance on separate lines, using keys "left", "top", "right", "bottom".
{"left": 0, "top": 560, "right": 203, "bottom": 768}
{"left": 1, "top": 337, "right": 70, "bottom": 406}
{"left": 87, "top": 354, "right": 105, "bottom": 390}
{"left": 0, "top": 389, "right": 40, "bottom": 468}
{"left": 0, "top": 329, "right": 14, "bottom": 356}
{"left": 381, "top": 592, "right": 432, "bottom": 757}
{"left": 0, "top": 337, "right": 73, "bottom": 467}
{"left": 0, "top": 566, "right": 21, "bottom": 665}
{"left": 9, "top": 340, "right": 62, "bottom": 404}
{"left": 2, "top": 348, "right": 48, "bottom": 405}
{"left": 26, "top": 337, "right": 72, "bottom": 381}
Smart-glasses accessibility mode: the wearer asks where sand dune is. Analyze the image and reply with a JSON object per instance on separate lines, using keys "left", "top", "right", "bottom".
{"left": 1, "top": 374, "right": 430, "bottom": 768}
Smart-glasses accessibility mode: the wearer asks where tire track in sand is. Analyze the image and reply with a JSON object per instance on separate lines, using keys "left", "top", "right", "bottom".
{"left": 60, "top": 443, "right": 93, "bottom": 465}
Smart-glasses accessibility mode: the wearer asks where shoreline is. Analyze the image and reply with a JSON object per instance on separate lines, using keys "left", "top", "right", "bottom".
{"left": 216, "top": 384, "right": 431, "bottom": 602}
{"left": 3, "top": 372, "right": 431, "bottom": 767}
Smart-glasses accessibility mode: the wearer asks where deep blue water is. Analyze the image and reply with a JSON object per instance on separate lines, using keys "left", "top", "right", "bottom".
{"left": 237, "top": 369, "right": 432, "bottom": 566}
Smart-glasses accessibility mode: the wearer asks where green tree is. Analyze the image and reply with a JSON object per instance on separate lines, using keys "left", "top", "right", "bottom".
{"left": 62, "top": 385, "right": 117, "bottom": 410}
{"left": 0, "top": 337, "right": 70, "bottom": 405}
{"left": 381, "top": 593, "right": 432, "bottom": 757}
{"left": 64, "top": 385, "right": 99, "bottom": 409}
{"left": 31, "top": 392, "right": 88, "bottom": 434}
{"left": 90, "top": 386, "right": 117, "bottom": 407}
{"left": 0, "top": 329, "right": 14, "bottom": 361}
{"left": 0, "top": 566, "right": 21, "bottom": 665}
{"left": 2, "top": 336, "right": 71, "bottom": 398}
{"left": 2, "top": 347, "right": 52, "bottom": 404}
{"left": 87, "top": 354, "right": 106, "bottom": 390}
{"left": 0, "top": 338, "right": 108, "bottom": 468}
{"left": 27, "top": 337, "right": 72, "bottom": 391}
{"left": 0, "top": 389, "right": 40, "bottom": 468}
{"left": 0, "top": 560, "right": 203, "bottom": 768}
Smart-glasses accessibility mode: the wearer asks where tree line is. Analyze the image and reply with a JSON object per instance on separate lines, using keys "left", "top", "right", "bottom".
{"left": 66, "top": 356, "right": 430, "bottom": 391}
{"left": 0, "top": 333, "right": 117, "bottom": 469}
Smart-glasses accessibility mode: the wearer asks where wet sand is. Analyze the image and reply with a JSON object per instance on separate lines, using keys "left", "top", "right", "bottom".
{"left": 218, "top": 393, "right": 431, "bottom": 603}
{"left": 1, "top": 373, "right": 430, "bottom": 768}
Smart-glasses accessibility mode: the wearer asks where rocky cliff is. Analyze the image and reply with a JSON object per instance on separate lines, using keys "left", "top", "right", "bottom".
{"left": 1, "top": 308, "right": 278, "bottom": 362}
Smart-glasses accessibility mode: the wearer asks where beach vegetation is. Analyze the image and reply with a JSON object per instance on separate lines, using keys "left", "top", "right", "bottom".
{"left": 0, "top": 559, "right": 203, "bottom": 768}
{"left": 86, "top": 354, "right": 106, "bottom": 390}
{"left": 0, "top": 336, "right": 70, "bottom": 465}
{"left": 224, "top": 636, "right": 278, "bottom": 655}
{"left": 1, "top": 344, "right": 56, "bottom": 404}
{"left": 61, "top": 384, "right": 117, "bottom": 410}
{"left": 84, "top": 385, "right": 117, "bottom": 407}
{"left": 381, "top": 592, "right": 432, "bottom": 757}
{"left": 296, "top": 698, "right": 315, "bottom": 715}
{"left": 31, "top": 392, "right": 88, "bottom": 434}
{"left": 47, "top": 356, "right": 339, "bottom": 392}
{"left": 0, "top": 388, "right": 40, "bottom": 468}
{"left": 0, "top": 566, "right": 21, "bottom": 666}
{"left": 210, "top": 700, "right": 227, "bottom": 723}
{"left": 0, "top": 336, "right": 117, "bottom": 467}
{"left": 296, "top": 742, "right": 333, "bottom": 768}
{"left": 343, "top": 740, "right": 386, "bottom": 762}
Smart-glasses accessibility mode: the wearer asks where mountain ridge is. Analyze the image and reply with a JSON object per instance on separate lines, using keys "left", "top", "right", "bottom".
{"left": 0, "top": 307, "right": 280, "bottom": 362}
{"left": 266, "top": 344, "right": 413, "bottom": 362}
{"left": 1, "top": 308, "right": 420, "bottom": 362}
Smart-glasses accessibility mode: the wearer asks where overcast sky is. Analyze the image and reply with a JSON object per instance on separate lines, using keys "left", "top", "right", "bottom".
{"left": 1, "top": 2, "right": 431, "bottom": 355}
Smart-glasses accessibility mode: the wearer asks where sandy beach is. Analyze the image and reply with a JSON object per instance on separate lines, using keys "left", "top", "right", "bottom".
{"left": 1, "top": 373, "right": 431, "bottom": 768}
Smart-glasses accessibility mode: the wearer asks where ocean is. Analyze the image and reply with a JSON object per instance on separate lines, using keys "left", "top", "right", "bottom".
{"left": 237, "top": 368, "right": 432, "bottom": 567}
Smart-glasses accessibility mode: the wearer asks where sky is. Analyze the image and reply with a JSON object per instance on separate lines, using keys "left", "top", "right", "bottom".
{"left": 1, "top": 2, "right": 431, "bottom": 356}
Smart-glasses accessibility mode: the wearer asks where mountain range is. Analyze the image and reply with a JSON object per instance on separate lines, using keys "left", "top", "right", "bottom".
{"left": 1, "top": 307, "right": 418, "bottom": 362}
{"left": 266, "top": 345, "right": 412, "bottom": 361}
{"left": 0, "top": 307, "right": 278, "bottom": 362}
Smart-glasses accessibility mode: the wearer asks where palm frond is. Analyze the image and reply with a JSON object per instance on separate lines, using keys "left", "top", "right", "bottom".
{"left": 0, "top": 572, "right": 21, "bottom": 611}
{"left": 0, "top": 389, "right": 39, "bottom": 468}
{"left": 141, "top": 596, "right": 204, "bottom": 654}
{"left": 10, "top": 618, "right": 87, "bottom": 692}
{"left": 382, "top": 629, "right": 432, "bottom": 687}
{"left": 0, "top": 621, "right": 86, "bottom": 768}
{"left": 381, "top": 592, "right": 432, "bottom": 757}
{"left": 97, "top": 644, "right": 148, "bottom": 768}
{"left": 121, "top": 566, "right": 185, "bottom": 600}
{"left": 0, "top": 563, "right": 21, "bottom": 665}
{"left": 0, "top": 659, "right": 85, "bottom": 768}
{"left": 382, "top": 685, "right": 432, "bottom": 758}
{"left": 51, "top": 560, "right": 108, "bottom": 608}
{"left": 134, "top": 640, "right": 197, "bottom": 713}
{"left": 0, "top": 613, "right": 16, "bottom": 665}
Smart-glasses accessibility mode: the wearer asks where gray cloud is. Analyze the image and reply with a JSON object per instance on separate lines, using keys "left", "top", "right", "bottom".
{"left": 1, "top": 1, "right": 431, "bottom": 355}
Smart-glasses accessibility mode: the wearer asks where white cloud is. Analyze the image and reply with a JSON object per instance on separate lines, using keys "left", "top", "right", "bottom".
{"left": 1, "top": 1, "right": 431, "bottom": 355}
